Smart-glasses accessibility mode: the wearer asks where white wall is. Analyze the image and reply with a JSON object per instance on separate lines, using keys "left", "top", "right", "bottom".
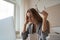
{"left": 28, "top": 0, "right": 60, "bottom": 11}
{"left": 14, "top": 0, "right": 20, "bottom": 31}
{"left": 46, "top": 4, "right": 60, "bottom": 27}
{"left": 19, "top": 0, "right": 25, "bottom": 36}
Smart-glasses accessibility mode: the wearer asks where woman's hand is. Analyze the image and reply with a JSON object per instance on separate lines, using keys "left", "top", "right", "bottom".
{"left": 40, "top": 10, "right": 48, "bottom": 20}
{"left": 25, "top": 16, "right": 29, "bottom": 25}
{"left": 23, "top": 16, "right": 29, "bottom": 32}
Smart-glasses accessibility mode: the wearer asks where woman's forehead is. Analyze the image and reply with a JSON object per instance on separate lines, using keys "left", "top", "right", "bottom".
{"left": 27, "top": 12, "right": 32, "bottom": 16}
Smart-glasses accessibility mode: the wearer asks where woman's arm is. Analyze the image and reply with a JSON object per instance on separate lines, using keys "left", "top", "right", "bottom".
{"left": 40, "top": 10, "right": 48, "bottom": 32}
{"left": 22, "top": 16, "right": 29, "bottom": 39}
{"left": 22, "top": 23, "right": 29, "bottom": 40}
{"left": 42, "top": 18, "right": 47, "bottom": 32}
{"left": 23, "top": 24, "right": 27, "bottom": 32}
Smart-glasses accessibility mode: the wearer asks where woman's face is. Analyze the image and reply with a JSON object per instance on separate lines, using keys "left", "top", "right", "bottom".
{"left": 26, "top": 12, "right": 35, "bottom": 23}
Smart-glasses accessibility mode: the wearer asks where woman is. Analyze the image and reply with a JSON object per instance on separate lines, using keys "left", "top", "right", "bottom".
{"left": 22, "top": 8, "right": 50, "bottom": 40}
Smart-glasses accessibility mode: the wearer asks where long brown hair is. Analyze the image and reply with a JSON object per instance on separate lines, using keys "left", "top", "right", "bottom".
{"left": 26, "top": 8, "right": 42, "bottom": 23}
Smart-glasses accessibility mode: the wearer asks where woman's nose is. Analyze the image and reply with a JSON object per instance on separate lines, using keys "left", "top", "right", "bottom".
{"left": 29, "top": 18, "right": 31, "bottom": 20}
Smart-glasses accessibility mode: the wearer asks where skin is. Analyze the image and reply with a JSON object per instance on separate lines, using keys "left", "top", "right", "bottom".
{"left": 40, "top": 10, "right": 48, "bottom": 32}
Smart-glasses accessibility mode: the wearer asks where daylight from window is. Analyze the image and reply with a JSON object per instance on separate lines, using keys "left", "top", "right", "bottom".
{"left": 0, "top": 0, "right": 14, "bottom": 20}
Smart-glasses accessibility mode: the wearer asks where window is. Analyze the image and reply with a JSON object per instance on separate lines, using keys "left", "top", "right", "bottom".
{"left": 0, "top": 0, "right": 15, "bottom": 40}
{"left": 0, "top": 0, "right": 14, "bottom": 20}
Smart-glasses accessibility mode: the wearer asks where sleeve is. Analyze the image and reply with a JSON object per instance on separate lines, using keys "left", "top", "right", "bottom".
{"left": 42, "top": 20, "right": 50, "bottom": 37}
{"left": 22, "top": 27, "right": 29, "bottom": 40}
{"left": 37, "top": 22, "right": 42, "bottom": 35}
{"left": 46, "top": 20, "right": 50, "bottom": 34}
{"left": 21, "top": 23, "right": 33, "bottom": 40}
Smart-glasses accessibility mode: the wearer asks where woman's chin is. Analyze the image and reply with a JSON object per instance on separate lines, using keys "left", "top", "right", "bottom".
{"left": 29, "top": 22, "right": 32, "bottom": 23}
